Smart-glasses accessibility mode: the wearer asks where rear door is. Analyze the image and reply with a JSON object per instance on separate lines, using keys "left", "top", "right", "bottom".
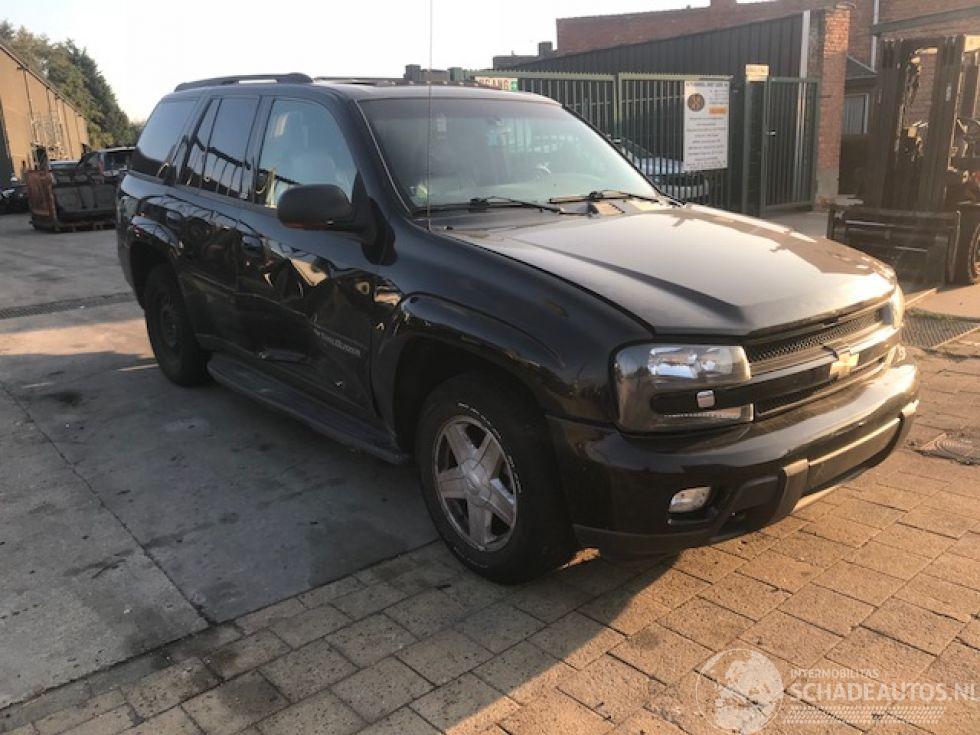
{"left": 236, "top": 97, "right": 377, "bottom": 414}
{"left": 171, "top": 95, "right": 259, "bottom": 350}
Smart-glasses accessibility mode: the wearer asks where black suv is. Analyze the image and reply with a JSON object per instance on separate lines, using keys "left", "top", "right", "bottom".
{"left": 118, "top": 73, "right": 918, "bottom": 582}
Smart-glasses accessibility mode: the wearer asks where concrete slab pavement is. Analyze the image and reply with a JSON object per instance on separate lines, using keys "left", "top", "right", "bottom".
{"left": 0, "top": 216, "right": 128, "bottom": 310}
{"left": 0, "top": 214, "right": 435, "bottom": 708}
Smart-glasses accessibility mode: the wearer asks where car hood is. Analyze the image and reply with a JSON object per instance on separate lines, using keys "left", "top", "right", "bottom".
{"left": 447, "top": 204, "right": 896, "bottom": 336}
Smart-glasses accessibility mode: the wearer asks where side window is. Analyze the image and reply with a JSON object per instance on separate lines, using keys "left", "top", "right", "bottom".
{"left": 132, "top": 99, "right": 196, "bottom": 178}
{"left": 255, "top": 99, "right": 357, "bottom": 208}
{"left": 180, "top": 100, "right": 218, "bottom": 188}
{"left": 202, "top": 97, "right": 258, "bottom": 199}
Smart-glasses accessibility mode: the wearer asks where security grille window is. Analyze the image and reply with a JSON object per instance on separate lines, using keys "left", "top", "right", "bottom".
{"left": 202, "top": 97, "right": 258, "bottom": 199}
{"left": 843, "top": 94, "right": 869, "bottom": 136}
{"left": 254, "top": 99, "right": 357, "bottom": 207}
{"left": 132, "top": 99, "right": 196, "bottom": 177}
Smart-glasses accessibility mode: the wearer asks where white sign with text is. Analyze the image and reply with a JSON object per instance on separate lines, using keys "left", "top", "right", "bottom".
{"left": 683, "top": 80, "right": 730, "bottom": 172}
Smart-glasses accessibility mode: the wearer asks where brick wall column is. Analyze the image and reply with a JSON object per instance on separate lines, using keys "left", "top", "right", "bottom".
{"left": 810, "top": 6, "right": 850, "bottom": 206}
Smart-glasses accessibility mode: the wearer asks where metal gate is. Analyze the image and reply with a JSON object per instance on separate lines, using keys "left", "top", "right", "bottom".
{"left": 507, "top": 73, "right": 619, "bottom": 135}
{"left": 741, "top": 78, "right": 819, "bottom": 215}
{"left": 469, "top": 70, "right": 817, "bottom": 214}
{"left": 618, "top": 74, "right": 730, "bottom": 209}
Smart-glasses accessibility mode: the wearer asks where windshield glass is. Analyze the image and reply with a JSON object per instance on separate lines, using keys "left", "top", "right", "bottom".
{"left": 618, "top": 138, "right": 652, "bottom": 163}
{"left": 361, "top": 97, "right": 657, "bottom": 209}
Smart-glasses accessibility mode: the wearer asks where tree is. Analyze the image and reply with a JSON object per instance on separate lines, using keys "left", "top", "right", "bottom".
{"left": 1, "top": 20, "right": 135, "bottom": 146}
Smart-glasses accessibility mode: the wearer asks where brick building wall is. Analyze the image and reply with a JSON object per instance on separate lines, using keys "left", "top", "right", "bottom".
{"left": 812, "top": 7, "right": 850, "bottom": 204}
{"left": 0, "top": 42, "right": 90, "bottom": 182}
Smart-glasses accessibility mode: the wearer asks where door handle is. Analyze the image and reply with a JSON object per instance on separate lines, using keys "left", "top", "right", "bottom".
{"left": 241, "top": 235, "right": 264, "bottom": 256}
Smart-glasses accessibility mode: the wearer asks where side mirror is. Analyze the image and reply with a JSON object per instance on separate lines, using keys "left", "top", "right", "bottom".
{"left": 277, "top": 184, "right": 354, "bottom": 230}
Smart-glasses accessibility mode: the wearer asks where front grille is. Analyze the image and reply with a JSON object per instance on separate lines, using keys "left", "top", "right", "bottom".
{"left": 754, "top": 355, "right": 888, "bottom": 417}
{"left": 746, "top": 309, "right": 884, "bottom": 369}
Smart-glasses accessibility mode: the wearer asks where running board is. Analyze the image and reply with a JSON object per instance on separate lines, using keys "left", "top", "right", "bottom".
{"left": 207, "top": 354, "right": 410, "bottom": 465}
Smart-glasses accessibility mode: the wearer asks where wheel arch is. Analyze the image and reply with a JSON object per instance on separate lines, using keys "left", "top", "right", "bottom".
{"left": 125, "top": 216, "right": 178, "bottom": 306}
{"left": 375, "top": 295, "right": 571, "bottom": 453}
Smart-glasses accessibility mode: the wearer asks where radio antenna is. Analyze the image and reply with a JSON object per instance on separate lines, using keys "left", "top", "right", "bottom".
{"left": 424, "top": 0, "right": 434, "bottom": 230}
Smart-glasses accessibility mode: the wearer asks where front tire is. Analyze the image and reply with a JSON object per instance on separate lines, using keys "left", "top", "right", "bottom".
{"left": 144, "top": 264, "right": 210, "bottom": 386}
{"left": 415, "top": 372, "right": 576, "bottom": 583}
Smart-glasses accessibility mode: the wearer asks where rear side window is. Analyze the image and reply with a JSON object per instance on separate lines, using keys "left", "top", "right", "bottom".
{"left": 132, "top": 99, "right": 196, "bottom": 177}
{"left": 180, "top": 100, "right": 218, "bottom": 188}
{"left": 202, "top": 97, "right": 258, "bottom": 199}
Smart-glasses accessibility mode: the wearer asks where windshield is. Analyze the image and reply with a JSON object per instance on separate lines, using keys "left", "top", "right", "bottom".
{"left": 361, "top": 97, "right": 657, "bottom": 209}
{"left": 618, "top": 138, "right": 652, "bottom": 163}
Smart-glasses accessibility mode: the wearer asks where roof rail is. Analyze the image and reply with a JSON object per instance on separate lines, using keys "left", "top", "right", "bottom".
{"left": 314, "top": 77, "right": 486, "bottom": 88}
{"left": 174, "top": 73, "right": 313, "bottom": 92}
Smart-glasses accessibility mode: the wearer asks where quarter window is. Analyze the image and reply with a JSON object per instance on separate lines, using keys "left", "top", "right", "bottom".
{"left": 202, "top": 97, "right": 258, "bottom": 198}
{"left": 132, "top": 99, "right": 196, "bottom": 178}
{"left": 180, "top": 100, "right": 218, "bottom": 188}
{"left": 255, "top": 99, "right": 357, "bottom": 207}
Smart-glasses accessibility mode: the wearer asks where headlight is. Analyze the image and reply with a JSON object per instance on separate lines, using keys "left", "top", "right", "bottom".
{"left": 887, "top": 286, "right": 905, "bottom": 329}
{"left": 614, "top": 344, "right": 753, "bottom": 431}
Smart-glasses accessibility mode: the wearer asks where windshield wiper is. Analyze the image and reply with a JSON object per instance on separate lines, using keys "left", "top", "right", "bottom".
{"left": 549, "top": 189, "right": 669, "bottom": 205}
{"left": 413, "top": 196, "right": 566, "bottom": 215}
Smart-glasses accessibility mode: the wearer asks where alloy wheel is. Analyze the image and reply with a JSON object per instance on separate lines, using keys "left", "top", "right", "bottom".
{"left": 433, "top": 416, "right": 518, "bottom": 551}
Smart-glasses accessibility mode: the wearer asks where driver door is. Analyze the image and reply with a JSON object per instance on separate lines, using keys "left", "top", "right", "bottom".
{"left": 236, "top": 98, "right": 378, "bottom": 416}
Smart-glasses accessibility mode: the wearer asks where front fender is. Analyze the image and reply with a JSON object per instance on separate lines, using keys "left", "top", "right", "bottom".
{"left": 373, "top": 294, "right": 599, "bottom": 429}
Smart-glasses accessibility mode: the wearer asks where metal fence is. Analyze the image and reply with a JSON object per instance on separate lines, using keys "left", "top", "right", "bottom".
{"left": 469, "top": 70, "right": 818, "bottom": 214}
{"left": 618, "top": 73, "right": 730, "bottom": 209}
{"left": 509, "top": 73, "right": 618, "bottom": 136}
{"left": 758, "top": 78, "right": 820, "bottom": 213}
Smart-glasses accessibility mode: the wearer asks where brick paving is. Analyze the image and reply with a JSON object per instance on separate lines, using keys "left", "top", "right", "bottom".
{"left": 2, "top": 338, "right": 978, "bottom": 735}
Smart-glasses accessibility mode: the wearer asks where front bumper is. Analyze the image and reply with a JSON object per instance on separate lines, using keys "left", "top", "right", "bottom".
{"left": 549, "top": 358, "right": 918, "bottom": 557}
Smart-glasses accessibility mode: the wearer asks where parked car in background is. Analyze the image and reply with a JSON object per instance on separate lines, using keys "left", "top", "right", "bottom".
{"left": 77, "top": 146, "right": 134, "bottom": 182}
{"left": 119, "top": 75, "right": 917, "bottom": 583}
{"left": 1, "top": 176, "right": 29, "bottom": 213}
{"left": 618, "top": 138, "right": 710, "bottom": 203}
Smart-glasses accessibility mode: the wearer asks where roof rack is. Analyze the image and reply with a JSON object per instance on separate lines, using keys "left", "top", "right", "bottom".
{"left": 174, "top": 73, "right": 313, "bottom": 92}
{"left": 314, "top": 77, "right": 486, "bottom": 88}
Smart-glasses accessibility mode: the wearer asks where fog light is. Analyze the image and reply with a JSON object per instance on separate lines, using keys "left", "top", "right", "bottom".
{"left": 669, "top": 486, "right": 712, "bottom": 513}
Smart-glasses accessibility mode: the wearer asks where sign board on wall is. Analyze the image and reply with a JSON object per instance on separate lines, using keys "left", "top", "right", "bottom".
{"left": 682, "top": 80, "right": 730, "bottom": 172}
{"left": 474, "top": 76, "right": 518, "bottom": 91}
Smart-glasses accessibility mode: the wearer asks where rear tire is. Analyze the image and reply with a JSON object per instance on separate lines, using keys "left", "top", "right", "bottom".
{"left": 952, "top": 222, "right": 980, "bottom": 285}
{"left": 144, "top": 264, "right": 210, "bottom": 386}
{"left": 415, "top": 372, "right": 576, "bottom": 583}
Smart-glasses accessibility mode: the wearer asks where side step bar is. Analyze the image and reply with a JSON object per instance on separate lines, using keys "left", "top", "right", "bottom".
{"left": 207, "top": 354, "right": 410, "bottom": 465}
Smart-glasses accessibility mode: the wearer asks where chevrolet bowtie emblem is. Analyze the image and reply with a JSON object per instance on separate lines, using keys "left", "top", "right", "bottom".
{"left": 829, "top": 349, "right": 859, "bottom": 380}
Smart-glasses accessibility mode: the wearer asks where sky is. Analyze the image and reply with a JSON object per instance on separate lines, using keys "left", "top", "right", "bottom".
{"left": 2, "top": 0, "right": 709, "bottom": 120}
